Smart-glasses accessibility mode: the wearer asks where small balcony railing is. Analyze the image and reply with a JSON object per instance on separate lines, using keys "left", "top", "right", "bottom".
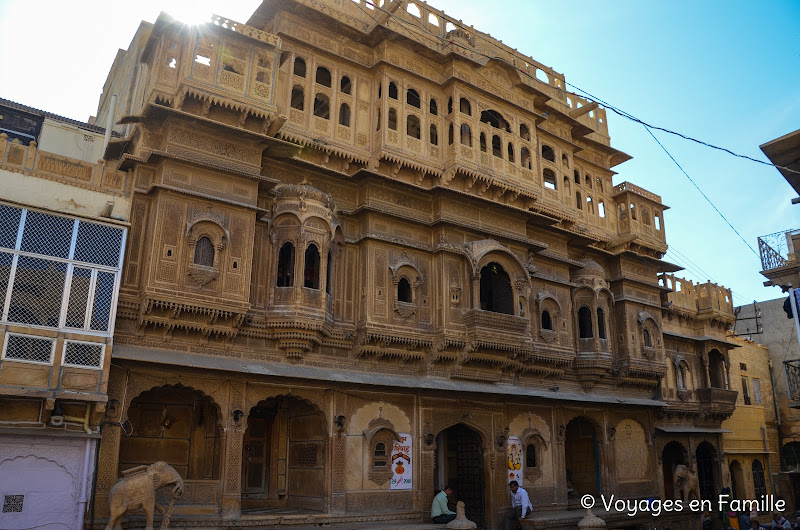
{"left": 758, "top": 229, "right": 800, "bottom": 271}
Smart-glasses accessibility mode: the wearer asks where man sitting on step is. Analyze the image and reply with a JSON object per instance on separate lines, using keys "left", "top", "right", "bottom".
{"left": 431, "top": 485, "right": 457, "bottom": 524}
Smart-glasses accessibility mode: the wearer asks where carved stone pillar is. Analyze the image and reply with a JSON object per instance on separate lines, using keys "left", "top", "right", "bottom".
{"left": 554, "top": 416, "right": 567, "bottom": 505}
{"left": 221, "top": 382, "right": 247, "bottom": 519}
{"left": 94, "top": 366, "right": 126, "bottom": 518}
{"left": 471, "top": 273, "right": 481, "bottom": 310}
{"left": 331, "top": 391, "right": 347, "bottom": 514}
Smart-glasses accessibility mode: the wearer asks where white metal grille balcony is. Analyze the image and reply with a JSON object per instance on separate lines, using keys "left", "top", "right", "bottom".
{"left": 2, "top": 333, "right": 54, "bottom": 364}
{"left": 758, "top": 229, "right": 800, "bottom": 271}
{"left": 0, "top": 203, "right": 126, "bottom": 337}
{"left": 62, "top": 341, "right": 104, "bottom": 369}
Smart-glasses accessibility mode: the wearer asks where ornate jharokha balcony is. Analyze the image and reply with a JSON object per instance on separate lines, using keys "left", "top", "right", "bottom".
{"left": 462, "top": 309, "right": 529, "bottom": 350}
{"left": 695, "top": 388, "right": 738, "bottom": 420}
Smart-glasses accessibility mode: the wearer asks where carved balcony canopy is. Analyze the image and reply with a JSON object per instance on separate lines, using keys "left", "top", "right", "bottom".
{"left": 695, "top": 387, "right": 738, "bottom": 420}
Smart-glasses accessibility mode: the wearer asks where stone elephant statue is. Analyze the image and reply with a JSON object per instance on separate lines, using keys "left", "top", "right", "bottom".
{"left": 673, "top": 464, "right": 700, "bottom": 502}
{"left": 106, "top": 461, "right": 184, "bottom": 530}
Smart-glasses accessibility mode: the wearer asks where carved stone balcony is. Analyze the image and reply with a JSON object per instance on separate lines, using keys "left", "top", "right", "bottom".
{"left": 695, "top": 387, "right": 738, "bottom": 420}
{"left": 463, "top": 309, "right": 529, "bottom": 353}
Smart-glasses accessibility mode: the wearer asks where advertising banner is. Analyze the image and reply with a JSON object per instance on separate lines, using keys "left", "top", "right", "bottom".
{"left": 507, "top": 435, "right": 522, "bottom": 485}
{"left": 390, "top": 433, "right": 412, "bottom": 490}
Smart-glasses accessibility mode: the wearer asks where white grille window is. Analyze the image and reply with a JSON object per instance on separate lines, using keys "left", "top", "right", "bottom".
{"left": 63, "top": 341, "right": 104, "bottom": 368}
{"left": 0, "top": 204, "right": 22, "bottom": 249}
{"left": 2, "top": 494, "right": 24, "bottom": 513}
{"left": 0, "top": 204, "right": 126, "bottom": 339}
{"left": 3, "top": 334, "right": 55, "bottom": 364}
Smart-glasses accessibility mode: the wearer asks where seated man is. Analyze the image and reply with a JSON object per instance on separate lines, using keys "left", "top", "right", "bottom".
{"left": 504, "top": 480, "right": 533, "bottom": 530}
{"left": 431, "top": 485, "right": 456, "bottom": 524}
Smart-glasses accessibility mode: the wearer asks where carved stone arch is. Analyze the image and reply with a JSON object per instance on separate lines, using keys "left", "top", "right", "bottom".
{"left": 349, "top": 402, "right": 411, "bottom": 435}
{"left": 537, "top": 293, "right": 561, "bottom": 340}
{"left": 186, "top": 215, "right": 230, "bottom": 250}
{"left": 389, "top": 251, "right": 423, "bottom": 286}
{"left": 562, "top": 412, "right": 605, "bottom": 443}
{"left": 465, "top": 240, "right": 529, "bottom": 287}
{"left": 481, "top": 58, "right": 525, "bottom": 87}
{"left": 597, "top": 287, "right": 615, "bottom": 305}
{"left": 243, "top": 388, "right": 328, "bottom": 426}
{"left": 0, "top": 454, "right": 79, "bottom": 498}
{"left": 430, "top": 417, "right": 491, "bottom": 452}
{"left": 536, "top": 291, "right": 563, "bottom": 315}
{"left": 121, "top": 379, "right": 226, "bottom": 428}
{"left": 270, "top": 183, "right": 338, "bottom": 240}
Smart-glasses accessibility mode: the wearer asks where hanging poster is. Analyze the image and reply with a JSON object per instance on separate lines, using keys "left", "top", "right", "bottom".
{"left": 507, "top": 436, "right": 523, "bottom": 485}
{"left": 390, "top": 432, "right": 412, "bottom": 490}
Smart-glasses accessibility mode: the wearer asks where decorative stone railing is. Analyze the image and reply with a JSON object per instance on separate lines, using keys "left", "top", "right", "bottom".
{"left": 613, "top": 181, "right": 662, "bottom": 203}
{"left": 0, "top": 134, "right": 128, "bottom": 195}
{"left": 695, "top": 387, "right": 738, "bottom": 419}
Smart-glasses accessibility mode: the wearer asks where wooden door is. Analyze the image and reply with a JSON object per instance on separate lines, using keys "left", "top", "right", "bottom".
{"left": 243, "top": 416, "right": 271, "bottom": 496}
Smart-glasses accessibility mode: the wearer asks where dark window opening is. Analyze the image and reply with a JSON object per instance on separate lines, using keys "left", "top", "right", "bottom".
{"left": 578, "top": 306, "right": 593, "bottom": 338}
{"left": 316, "top": 66, "right": 331, "bottom": 87}
{"left": 480, "top": 262, "right": 513, "bottom": 315}
{"left": 325, "top": 251, "right": 333, "bottom": 295}
{"left": 313, "top": 94, "right": 330, "bottom": 119}
{"left": 388, "top": 108, "right": 397, "bottom": 130}
{"left": 480, "top": 133, "right": 487, "bottom": 152}
{"left": 193, "top": 236, "right": 214, "bottom": 267}
{"left": 407, "top": 115, "right": 421, "bottom": 139}
{"left": 576, "top": 192, "right": 583, "bottom": 209}
{"left": 304, "top": 244, "right": 321, "bottom": 289}
{"left": 643, "top": 328, "right": 652, "bottom": 347}
{"left": 574, "top": 169, "right": 580, "bottom": 184}
{"left": 460, "top": 124, "right": 472, "bottom": 146}
{"left": 374, "top": 442, "right": 387, "bottom": 467}
{"left": 597, "top": 307, "right": 606, "bottom": 339}
{"left": 398, "top": 278, "right": 412, "bottom": 303}
{"left": 541, "top": 310, "right": 553, "bottom": 330}
{"left": 520, "top": 124, "right": 531, "bottom": 141}
{"left": 277, "top": 242, "right": 295, "bottom": 287}
{"left": 291, "top": 86, "right": 304, "bottom": 110}
{"left": 448, "top": 124, "right": 454, "bottom": 145}
{"left": 429, "top": 98, "right": 438, "bottom": 115}
{"left": 543, "top": 169, "right": 556, "bottom": 190}
{"left": 521, "top": 147, "right": 531, "bottom": 169}
{"left": 447, "top": 97, "right": 453, "bottom": 114}
{"left": 389, "top": 82, "right": 398, "bottom": 99}
{"left": 340, "top": 75, "right": 352, "bottom": 94}
{"left": 459, "top": 97, "right": 471, "bottom": 115}
{"left": 339, "top": 103, "right": 351, "bottom": 126}
{"left": 542, "top": 145, "right": 555, "bottom": 162}
{"left": 507, "top": 142, "right": 515, "bottom": 162}
{"left": 293, "top": 57, "right": 306, "bottom": 77}
{"left": 526, "top": 443, "right": 537, "bottom": 467}
{"left": 492, "top": 135, "right": 501, "bottom": 157}
{"left": 407, "top": 88, "right": 421, "bottom": 108}
{"left": 480, "top": 110, "right": 510, "bottom": 132}
{"left": 429, "top": 124, "right": 438, "bottom": 145}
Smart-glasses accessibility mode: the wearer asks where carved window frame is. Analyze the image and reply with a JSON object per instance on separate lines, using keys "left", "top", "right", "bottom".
{"left": 521, "top": 429, "right": 546, "bottom": 482}
{"left": 391, "top": 263, "right": 422, "bottom": 321}
{"left": 186, "top": 219, "right": 228, "bottom": 288}
{"left": 364, "top": 422, "right": 400, "bottom": 486}
{"left": 537, "top": 295, "right": 561, "bottom": 344}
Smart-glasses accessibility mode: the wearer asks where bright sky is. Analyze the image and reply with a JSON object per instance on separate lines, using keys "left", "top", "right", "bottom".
{"left": 1, "top": 0, "right": 798, "bottom": 306}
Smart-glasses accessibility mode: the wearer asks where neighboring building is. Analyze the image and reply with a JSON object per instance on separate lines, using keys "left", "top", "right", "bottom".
{"left": 85, "top": 2, "right": 742, "bottom": 528}
{"left": 0, "top": 98, "right": 130, "bottom": 529}
{"left": 737, "top": 297, "right": 800, "bottom": 510}
{"left": 721, "top": 334, "right": 779, "bottom": 502}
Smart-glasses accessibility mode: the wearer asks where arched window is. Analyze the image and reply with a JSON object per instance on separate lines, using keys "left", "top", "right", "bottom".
{"left": 630, "top": 203, "right": 637, "bottom": 220}
{"left": 291, "top": 86, "right": 304, "bottom": 110}
{"left": 574, "top": 169, "right": 580, "bottom": 184}
{"left": 407, "top": 88, "right": 421, "bottom": 108}
{"left": 407, "top": 115, "right": 421, "bottom": 139}
{"left": 576, "top": 191, "right": 583, "bottom": 209}
{"left": 376, "top": 109, "right": 381, "bottom": 131}
{"left": 507, "top": 142, "right": 515, "bottom": 162}
{"left": 479, "top": 262, "right": 513, "bottom": 315}
{"left": 340, "top": 75, "right": 352, "bottom": 94}
{"left": 293, "top": 57, "right": 306, "bottom": 77}
{"left": 313, "top": 93, "right": 330, "bottom": 119}
{"left": 388, "top": 108, "right": 397, "bottom": 130}
{"left": 543, "top": 169, "right": 556, "bottom": 190}
{"left": 676, "top": 362, "right": 688, "bottom": 390}
{"left": 642, "top": 208, "right": 651, "bottom": 225}
{"left": 460, "top": 124, "right": 472, "bottom": 146}
{"left": 562, "top": 153, "right": 569, "bottom": 167}
{"left": 480, "top": 109, "right": 510, "bottom": 132}
{"left": 541, "top": 310, "right": 553, "bottom": 330}
{"left": 521, "top": 147, "right": 531, "bottom": 169}
{"left": 492, "top": 135, "right": 501, "bottom": 157}
{"left": 541, "top": 145, "right": 555, "bottom": 162}
{"left": 429, "top": 124, "right": 438, "bottom": 145}
{"left": 304, "top": 244, "right": 321, "bottom": 289}
{"left": 448, "top": 124, "right": 454, "bottom": 145}
{"left": 389, "top": 82, "right": 398, "bottom": 99}
{"left": 520, "top": 124, "right": 531, "bottom": 141}
{"left": 429, "top": 98, "right": 438, "bottom": 115}
{"left": 596, "top": 177, "right": 603, "bottom": 192}
{"left": 378, "top": 84, "right": 382, "bottom": 99}
{"left": 753, "top": 460, "right": 767, "bottom": 499}
{"left": 578, "top": 306, "right": 593, "bottom": 338}
{"left": 655, "top": 215, "right": 662, "bottom": 230}
{"left": 338, "top": 103, "right": 351, "bottom": 126}
{"left": 587, "top": 196, "right": 594, "bottom": 214}
{"left": 397, "top": 278, "right": 412, "bottom": 303}
{"left": 597, "top": 307, "right": 606, "bottom": 339}
{"left": 459, "top": 97, "right": 471, "bottom": 115}
{"left": 193, "top": 236, "right": 214, "bottom": 267}
{"left": 315, "top": 66, "right": 331, "bottom": 87}
{"left": 276, "top": 242, "right": 295, "bottom": 287}
{"left": 325, "top": 251, "right": 333, "bottom": 295}
{"left": 447, "top": 97, "right": 453, "bottom": 114}
{"left": 526, "top": 443, "right": 537, "bottom": 467}
{"left": 585, "top": 175, "right": 592, "bottom": 189}
{"left": 598, "top": 201, "right": 606, "bottom": 218}
{"left": 374, "top": 442, "right": 387, "bottom": 467}
{"left": 480, "top": 133, "right": 487, "bottom": 152}
{"left": 643, "top": 328, "right": 653, "bottom": 348}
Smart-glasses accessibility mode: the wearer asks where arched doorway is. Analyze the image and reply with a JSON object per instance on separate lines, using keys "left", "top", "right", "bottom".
{"left": 243, "top": 396, "right": 326, "bottom": 512}
{"left": 565, "top": 417, "right": 599, "bottom": 496}
{"left": 753, "top": 459, "right": 767, "bottom": 499}
{"left": 696, "top": 442, "right": 717, "bottom": 501}
{"left": 434, "top": 424, "right": 485, "bottom": 528}
{"left": 119, "top": 385, "right": 222, "bottom": 480}
{"left": 708, "top": 350, "right": 726, "bottom": 388}
{"left": 729, "top": 460, "right": 744, "bottom": 499}
{"left": 662, "top": 441, "right": 689, "bottom": 499}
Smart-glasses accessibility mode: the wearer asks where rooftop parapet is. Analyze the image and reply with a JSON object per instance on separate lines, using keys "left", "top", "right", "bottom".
{"left": 658, "top": 273, "right": 734, "bottom": 320}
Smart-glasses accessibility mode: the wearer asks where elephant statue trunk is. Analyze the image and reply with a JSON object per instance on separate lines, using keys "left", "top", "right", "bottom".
{"left": 172, "top": 480, "right": 184, "bottom": 499}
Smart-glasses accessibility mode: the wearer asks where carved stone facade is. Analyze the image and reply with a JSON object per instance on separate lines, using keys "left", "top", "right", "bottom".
{"left": 84, "top": 1, "right": 740, "bottom": 528}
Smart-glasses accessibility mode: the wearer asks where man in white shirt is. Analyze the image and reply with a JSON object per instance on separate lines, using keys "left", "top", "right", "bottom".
{"left": 503, "top": 480, "right": 533, "bottom": 530}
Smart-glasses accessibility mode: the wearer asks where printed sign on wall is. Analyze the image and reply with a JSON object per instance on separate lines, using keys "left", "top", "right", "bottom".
{"left": 507, "top": 435, "right": 522, "bottom": 485}
{"left": 390, "top": 433, "right": 412, "bottom": 490}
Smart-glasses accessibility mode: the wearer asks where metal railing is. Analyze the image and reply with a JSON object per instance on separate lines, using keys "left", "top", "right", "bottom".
{"left": 758, "top": 229, "right": 799, "bottom": 271}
